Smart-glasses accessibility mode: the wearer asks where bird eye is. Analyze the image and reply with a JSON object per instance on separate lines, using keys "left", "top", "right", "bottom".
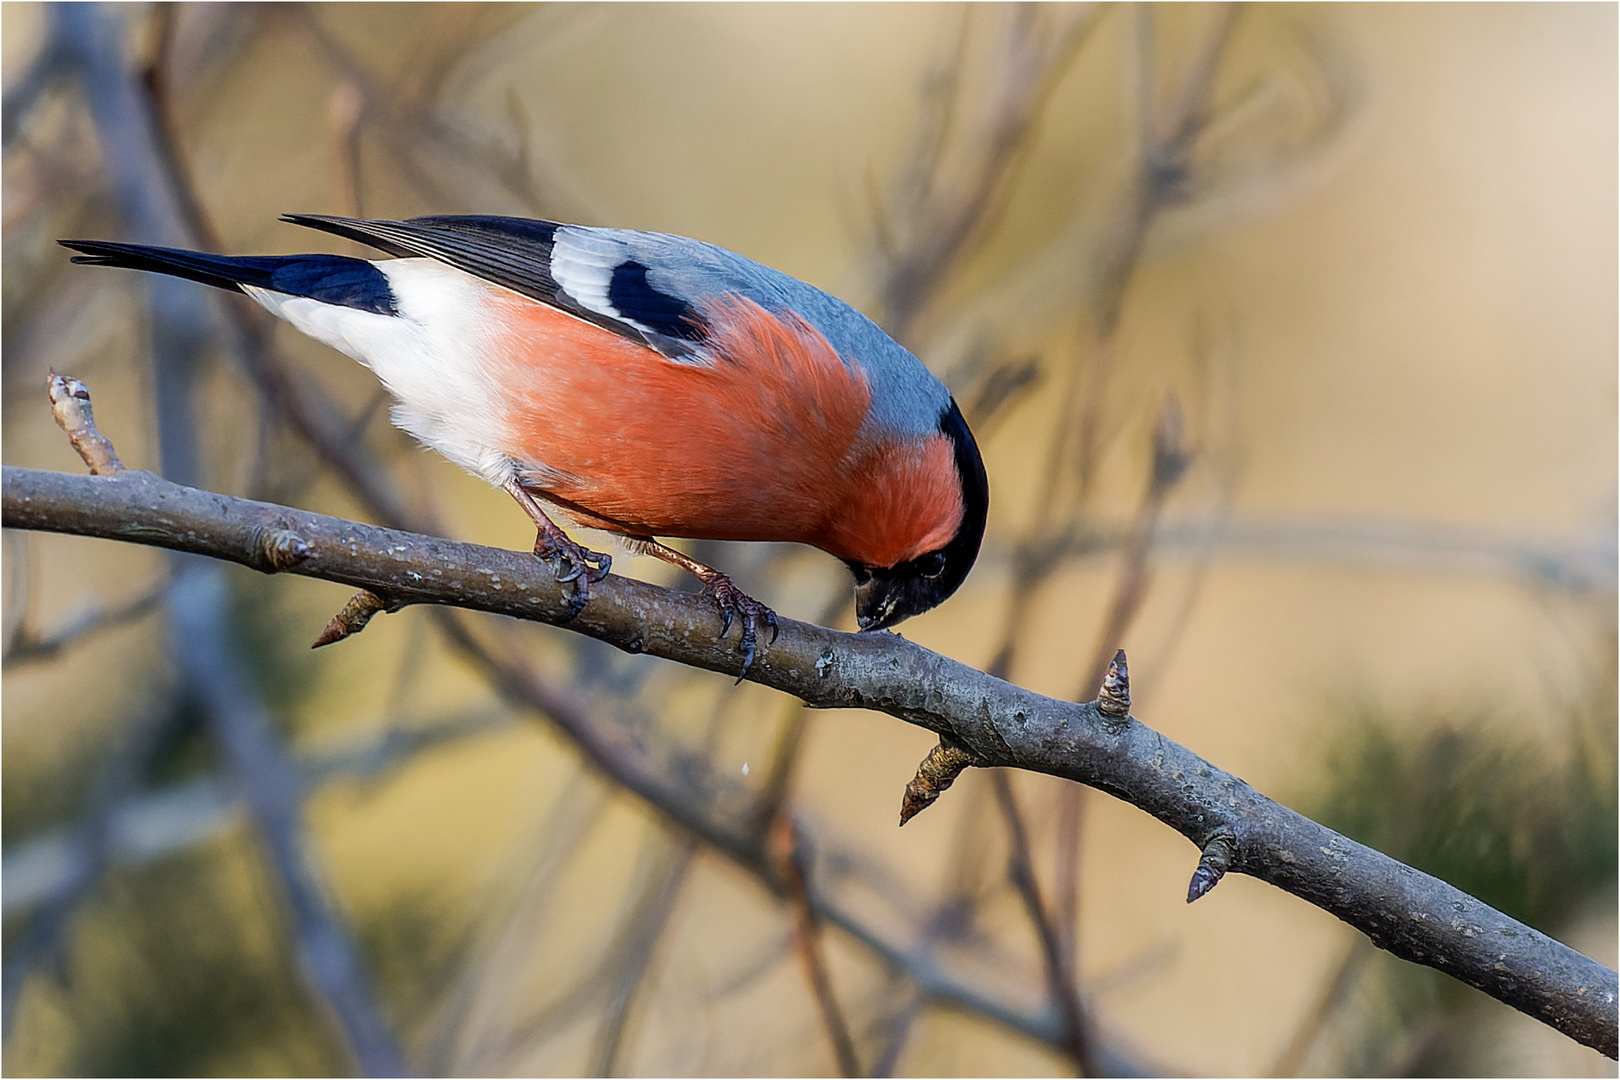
{"left": 919, "top": 551, "right": 947, "bottom": 579}
{"left": 849, "top": 564, "right": 873, "bottom": 585}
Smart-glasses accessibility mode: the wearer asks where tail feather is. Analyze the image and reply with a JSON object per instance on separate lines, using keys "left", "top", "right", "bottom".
{"left": 58, "top": 239, "right": 397, "bottom": 316}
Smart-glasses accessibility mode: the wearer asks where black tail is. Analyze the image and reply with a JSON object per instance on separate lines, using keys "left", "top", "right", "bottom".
{"left": 59, "top": 239, "right": 397, "bottom": 316}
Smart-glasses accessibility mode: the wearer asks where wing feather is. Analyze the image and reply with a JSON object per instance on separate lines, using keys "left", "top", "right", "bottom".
{"left": 281, "top": 213, "right": 706, "bottom": 360}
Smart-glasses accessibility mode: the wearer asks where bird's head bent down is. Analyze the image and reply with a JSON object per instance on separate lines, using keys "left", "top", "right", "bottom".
{"left": 846, "top": 399, "right": 988, "bottom": 631}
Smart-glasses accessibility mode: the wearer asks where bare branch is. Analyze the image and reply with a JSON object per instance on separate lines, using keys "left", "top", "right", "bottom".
{"left": 6, "top": 464, "right": 1615, "bottom": 1058}
{"left": 47, "top": 370, "right": 123, "bottom": 475}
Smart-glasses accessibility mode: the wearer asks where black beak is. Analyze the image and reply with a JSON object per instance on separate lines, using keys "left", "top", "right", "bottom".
{"left": 850, "top": 558, "right": 958, "bottom": 632}
{"left": 854, "top": 574, "right": 906, "bottom": 631}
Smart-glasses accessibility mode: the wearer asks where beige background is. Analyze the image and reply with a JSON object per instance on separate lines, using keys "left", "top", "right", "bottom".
{"left": 3, "top": 3, "right": 1614, "bottom": 1075}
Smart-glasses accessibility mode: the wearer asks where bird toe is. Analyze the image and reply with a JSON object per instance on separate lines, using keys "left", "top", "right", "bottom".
{"left": 700, "top": 574, "right": 775, "bottom": 681}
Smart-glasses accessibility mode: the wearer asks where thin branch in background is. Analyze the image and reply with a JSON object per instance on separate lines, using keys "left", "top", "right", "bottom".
{"left": 1081, "top": 395, "right": 1193, "bottom": 697}
{"left": 417, "top": 769, "right": 608, "bottom": 1075}
{"left": 1050, "top": 775, "right": 1085, "bottom": 978}
{"left": 589, "top": 839, "right": 697, "bottom": 1077}
{"left": 1269, "top": 937, "right": 1373, "bottom": 1077}
{"left": 992, "top": 772, "right": 1099, "bottom": 1075}
{"left": 2, "top": 527, "right": 33, "bottom": 657}
{"left": 0, "top": 687, "right": 182, "bottom": 1037}
{"left": 868, "top": 998, "right": 924, "bottom": 1077}
{"left": 0, "top": 704, "right": 518, "bottom": 920}
{"left": 1146, "top": 4, "right": 1243, "bottom": 178}
{"left": 469, "top": 827, "right": 697, "bottom": 1075}
{"left": 281, "top": 6, "right": 586, "bottom": 221}
{"left": 1, "top": 580, "right": 164, "bottom": 667}
{"left": 1, "top": 35, "right": 67, "bottom": 150}
{"left": 754, "top": 702, "right": 810, "bottom": 832}
{"left": 873, "top": 3, "right": 1106, "bottom": 346}
{"left": 772, "top": 815, "right": 862, "bottom": 1078}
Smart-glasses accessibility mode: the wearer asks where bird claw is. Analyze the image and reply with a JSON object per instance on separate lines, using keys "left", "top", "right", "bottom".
{"left": 532, "top": 531, "right": 612, "bottom": 620}
{"left": 701, "top": 574, "right": 777, "bottom": 682}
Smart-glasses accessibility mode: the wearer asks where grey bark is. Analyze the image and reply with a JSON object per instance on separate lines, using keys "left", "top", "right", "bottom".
{"left": 4, "top": 464, "right": 1615, "bottom": 1059}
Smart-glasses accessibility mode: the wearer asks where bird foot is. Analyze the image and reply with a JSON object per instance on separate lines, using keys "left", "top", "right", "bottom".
{"left": 701, "top": 573, "right": 779, "bottom": 681}
{"left": 532, "top": 528, "right": 612, "bottom": 620}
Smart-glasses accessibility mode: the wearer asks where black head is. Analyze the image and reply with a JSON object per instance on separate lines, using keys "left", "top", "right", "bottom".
{"left": 851, "top": 399, "right": 989, "bottom": 631}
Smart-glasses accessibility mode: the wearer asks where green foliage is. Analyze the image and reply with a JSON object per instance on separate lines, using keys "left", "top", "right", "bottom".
{"left": 225, "top": 565, "right": 326, "bottom": 727}
{"left": 356, "top": 888, "right": 469, "bottom": 1040}
{"left": 1310, "top": 704, "right": 1616, "bottom": 933}
{"left": 16, "top": 839, "right": 344, "bottom": 1077}
{"left": 1300, "top": 678, "right": 1617, "bottom": 1075}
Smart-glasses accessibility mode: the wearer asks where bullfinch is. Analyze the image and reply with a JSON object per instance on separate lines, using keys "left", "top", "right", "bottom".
{"left": 61, "top": 215, "right": 989, "bottom": 674}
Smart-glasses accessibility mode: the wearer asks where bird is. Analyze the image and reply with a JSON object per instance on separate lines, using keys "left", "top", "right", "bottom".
{"left": 61, "top": 214, "right": 989, "bottom": 675}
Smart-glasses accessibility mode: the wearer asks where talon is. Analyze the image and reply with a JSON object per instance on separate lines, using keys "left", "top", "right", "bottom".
{"left": 526, "top": 521, "right": 611, "bottom": 618}
{"left": 696, "top": 572, "right": 776, "bottom": 681}
{"left": 560, "top": 583, "right": 588, "bottom": 622}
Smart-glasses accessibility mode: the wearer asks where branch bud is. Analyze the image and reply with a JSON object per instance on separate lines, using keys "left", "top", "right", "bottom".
{"left": 899, "top": 738, "right": 982, "bottom": 826}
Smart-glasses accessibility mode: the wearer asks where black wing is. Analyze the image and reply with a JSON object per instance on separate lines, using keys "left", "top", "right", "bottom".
{"left": 282, "top": 214, "right": 707, "bottom": 360}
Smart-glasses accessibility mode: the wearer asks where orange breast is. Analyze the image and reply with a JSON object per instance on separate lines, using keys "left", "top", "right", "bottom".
{"left": 485, "top": 288, "right": 962, "bottom": 568}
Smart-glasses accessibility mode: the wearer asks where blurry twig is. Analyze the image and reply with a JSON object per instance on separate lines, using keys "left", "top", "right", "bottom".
{"left": 590, "top": 840, "right": 697, "bottom": 1077}
{"left": 0, "top": 689, "right": 181, "bottom": 1037}
{"left": 1269, "top": 937, "right": 1373, "bottom": 1077}
{"left": 1081, "top": 396, "right": 1193, "bottom": 696}
{"left": 774, "top": 816, "right": 862, "bottom": 1077}
{"left": 2, "top": 705, "right": 515, "bottom": 918}
{"left": 2, "top": 580, "right": 164, "bottom": 667}
{"left": 1055, "top": 513, "right": 1618, "bottom": 595}
{"left": 993, "top": 773, "right": 1099, "bottom": 1075}
{"left": 873, "top": 3, "right": 1105, "bottom": 346}
{"left": 282, "top": 6, "right": 591, "bottom": 221}
{"left": 419, "top": 770, "right": 607, "bottom": 1075}
{"left": 1, "top": 530, "right": 29, "bottom": 656}
{"left": 1, "top": 25, "right": 67, "bottom": 148}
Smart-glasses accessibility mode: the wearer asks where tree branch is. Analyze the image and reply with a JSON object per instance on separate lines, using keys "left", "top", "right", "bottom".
{"left": 4, "top": 463, "right": 1615, "bottom": 1058}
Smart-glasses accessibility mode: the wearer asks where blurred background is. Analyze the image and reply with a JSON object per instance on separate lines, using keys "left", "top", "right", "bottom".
{"left": 2, "top": 3, "right": 1615, "bottom": 1076}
